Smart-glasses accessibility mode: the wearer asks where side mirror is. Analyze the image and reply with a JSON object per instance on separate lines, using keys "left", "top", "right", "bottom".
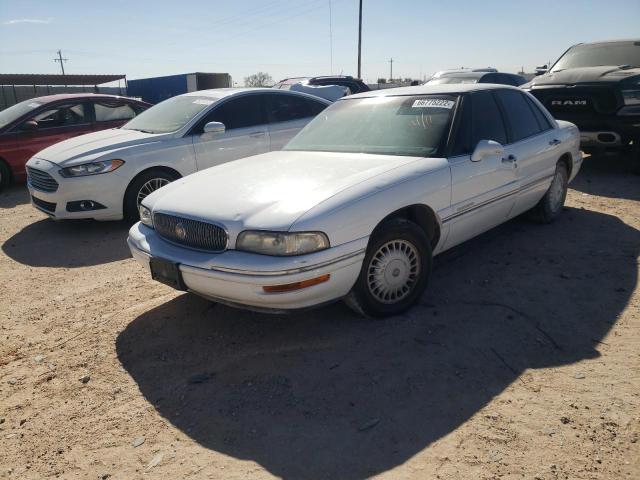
{"left": 471, "top": 140, "right": 504, "bottom": 162}
{"left": 535, "top": 64, "right": 548, "bottom": 76}
{"left": 203, "top": 121, "right": 225, "bottom": 135}
{"left": 21, "top": 120, "right": 38, "bottom": 132}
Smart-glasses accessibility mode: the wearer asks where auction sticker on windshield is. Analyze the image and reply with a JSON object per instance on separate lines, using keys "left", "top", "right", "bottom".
{"left": 412, "top": 98, "right": 455, "bottom": 109}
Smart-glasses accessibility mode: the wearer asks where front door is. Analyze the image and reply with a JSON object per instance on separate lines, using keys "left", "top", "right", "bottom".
{"left": 10, "top": 101, "right": 92, "bottom": 176}
{"left": 445, "top": 91, "right": 518, "bottom": 249}
{"left": 192, "top": 94, "right": 269, "bottom": 171}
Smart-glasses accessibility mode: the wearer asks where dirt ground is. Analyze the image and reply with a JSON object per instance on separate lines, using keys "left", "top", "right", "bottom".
{"left": 0, "top": 153, "right": 638, "bottom": 480}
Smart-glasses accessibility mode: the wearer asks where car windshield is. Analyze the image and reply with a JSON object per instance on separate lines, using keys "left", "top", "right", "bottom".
{"left": 122, "top": 95, "right": 218, "bottom": 133}
{"left": 0, "top": 99, "right": 44, "bottom": 129}
{"left": 427, "top": 76, "right": 480, "bottom": 85}
{"left": 552, "top": 41, "right": 640, "bottom": 71}
{"left": 284, "top": 94, "right": 458, "bottom": 157}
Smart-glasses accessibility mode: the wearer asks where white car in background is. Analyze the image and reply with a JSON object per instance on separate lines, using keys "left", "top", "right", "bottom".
{"left": 25, "top": 88, "right": 330, "bottom": 220}
{"left": 129, "top": 84, "right": 582, "bottom": 317}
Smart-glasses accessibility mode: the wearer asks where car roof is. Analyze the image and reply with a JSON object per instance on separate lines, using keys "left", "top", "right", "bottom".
{"left": 577, "top": 38, "right": 640, "bottom": 46}
{"left": 25, "top": 93, "right": 142, "bottom": 103}
{"left": 182, "top": 87, "right": 332, "bottom": 103}
{"left": 346, "top": 83, "right": 520, "bottom": 99}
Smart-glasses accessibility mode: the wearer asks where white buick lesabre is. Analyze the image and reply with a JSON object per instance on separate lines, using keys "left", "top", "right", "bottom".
{"left": 128, "top": 84, "right": 582, "bottom": 317}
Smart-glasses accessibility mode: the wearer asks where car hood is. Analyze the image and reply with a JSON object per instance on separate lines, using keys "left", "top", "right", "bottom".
{"left": 34, "top": 128, "right": 170, "bottom": 166}
{"left": 145, "top": 150, "right": 425, "bottom": 233}
{"left": 529, "top": 66, "right": 640, "bottom": 86}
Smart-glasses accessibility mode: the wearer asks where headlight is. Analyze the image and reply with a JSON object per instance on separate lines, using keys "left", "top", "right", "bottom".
{"left": 236, "top": 231, "right": 329, "bottom": 256}
{"left": 622, "top": 90, "right": 640, "bottom": 106}
{"left": 139, "top": 205, "right": 153, "bottom": 228}
{"left": 59, "top": 159, "right": 124, "bottom": 177}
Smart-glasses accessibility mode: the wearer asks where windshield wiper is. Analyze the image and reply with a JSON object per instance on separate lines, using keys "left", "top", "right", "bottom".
{"left": 126, "top": 128, "right": 156, "bottom": 134}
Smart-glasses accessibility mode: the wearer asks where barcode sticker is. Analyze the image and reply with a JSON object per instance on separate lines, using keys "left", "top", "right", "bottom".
{"left": 412, "top": 99, "right": 454, "bottom": 109}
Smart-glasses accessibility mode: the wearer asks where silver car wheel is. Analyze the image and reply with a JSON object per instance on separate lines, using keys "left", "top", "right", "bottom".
{"left": 367, "top": 239, "right": 420, "bottom": 304}
{"left": 136, "top": 178, "right": 170, "bottom": 206}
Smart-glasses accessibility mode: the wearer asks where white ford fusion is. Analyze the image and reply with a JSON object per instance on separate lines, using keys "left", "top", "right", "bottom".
{"left": 128, "top": 84, "right": 582, "bottom": 317}
{"left": 25, "top": 88, "right": 330, "bottom": 221}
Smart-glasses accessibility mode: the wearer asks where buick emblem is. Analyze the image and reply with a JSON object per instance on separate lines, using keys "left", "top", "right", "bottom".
{"left": 174, "top": 222, "right": 187, "bottom": 240}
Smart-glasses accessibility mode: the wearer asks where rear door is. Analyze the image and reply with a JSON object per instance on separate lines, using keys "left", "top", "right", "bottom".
{"left": 92, "top": 99, "right": 140, "bottom": 131}
{"left": 494, "top": 89, "right": 561, "bottom": 216}
{"left": 445, "top": 91, "right": 518, "bottom": 249}
{"left": 191, "top": 93, "right": 269, "bottom": 170}
{"left": 265, "top": 93, "right": 328, "bottom": 149}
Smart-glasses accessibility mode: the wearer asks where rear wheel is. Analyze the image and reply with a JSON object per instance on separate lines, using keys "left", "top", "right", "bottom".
{"left": 529, "top": 162, "right": 568, "bottom": 224}
{"left": 124, "top": 169, "right": 179, "bottom": 222}
{"left": 344, "top": 218, "right": 432, "bottom": 318}
{"left": 0, "top": 160, "right": 11, "bottom": 193}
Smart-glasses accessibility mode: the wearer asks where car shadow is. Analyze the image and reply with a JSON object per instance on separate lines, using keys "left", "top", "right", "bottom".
{"left": 2, "top": 218, "right": 131, "bottom": 268}
{"left": 0, "top": 184, "right": 30, "bottom": 209}
{"left": 571, "top": 152, "right": 640, "bottom": 201}
{"left": 117, "top": 207, "right": 638, "bottom": 480}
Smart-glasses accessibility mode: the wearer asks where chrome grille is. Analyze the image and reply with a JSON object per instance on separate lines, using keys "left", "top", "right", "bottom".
{"left": 27, "top": 167, "right": 59, "bottom": 192}
{"left": 153, "top": 213, "right": 227, "bottom": 252}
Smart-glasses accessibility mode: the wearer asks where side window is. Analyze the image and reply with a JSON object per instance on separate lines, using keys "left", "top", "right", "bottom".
{"left": 267, "top": 94, "right": 326, "bottom": 123}
{"left": 28, "top": 103, "right": 87, "bottom": 129}
{"left": 470, "top": 91, "right": 507, "bottom": 145}
{"left": 494, "top": 89, "right": 542, "bottom": 142}
{"left": 94, "top": 102, "right": 136, "bottom": 122}
{"left": 480, "top": 73, "right": 498, "bottom": 84}
{"left": 450, "top": 96, "right": 472, "bottom": 156}
{"left": 525, "top": 95, "right": 553, "bottom": 131}
{"left": 204, "top": 95, "right": 266, "bottom": 130}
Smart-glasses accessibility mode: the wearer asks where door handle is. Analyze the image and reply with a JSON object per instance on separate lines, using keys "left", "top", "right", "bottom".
{"left": 502, "top": 154, "right": 517, "bottom": 163}
{"left": 549, "top": 139, "right": 561, "bottom": 146}
{"left": 249, "top": 131, "right": 265, "bottom": 138}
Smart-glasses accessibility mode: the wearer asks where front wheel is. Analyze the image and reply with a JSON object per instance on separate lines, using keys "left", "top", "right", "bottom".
{"left": 124, "top": 169, "right": 179, "bottom": 222}
{"left": 344, "top": 218, "right": 432, "bottom": 318}
{"left": 529, "top": 162, "right": 568, "bottom": 224}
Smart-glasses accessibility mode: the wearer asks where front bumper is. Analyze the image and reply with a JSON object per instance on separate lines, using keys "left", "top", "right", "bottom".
{"left": 127, "top": 222, "right": 367, "bottom": 311}
{"left": 25, "top": 158, "right": 127, "bottom": 220}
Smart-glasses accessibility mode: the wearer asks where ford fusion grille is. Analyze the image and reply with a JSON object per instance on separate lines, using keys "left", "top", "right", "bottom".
{"left": 153, "top": 213, "right": 227, "bottom": 252}
{"left": 27, "top": 167, "right": 59, "bottom": 192}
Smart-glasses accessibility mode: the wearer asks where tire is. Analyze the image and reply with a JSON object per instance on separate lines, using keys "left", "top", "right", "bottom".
{"left": 529, "top": 162, "right": 568, "bottom": 224}
{"left": 124, "top": 169, "right": 179, "bottom": 222}
{"left": 0, "top": 160, "right": 11, "bottom": 193}
{"left": 344, "top": 218, "right": 432, "bottom": 318}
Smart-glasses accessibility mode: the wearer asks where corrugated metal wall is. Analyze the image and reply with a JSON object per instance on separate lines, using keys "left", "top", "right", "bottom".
{"left": 0, "top": 85, "right": 126, "bottom": 111}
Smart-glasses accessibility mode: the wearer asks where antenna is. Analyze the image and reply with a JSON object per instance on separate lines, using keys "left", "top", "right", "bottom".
{"left": 54, "top": 50, "right": 68, "bottom": 75}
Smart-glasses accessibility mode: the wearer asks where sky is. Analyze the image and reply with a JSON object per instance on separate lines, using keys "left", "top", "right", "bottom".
{"left": 1, "top": 0, "right": 639, "bottom": 86}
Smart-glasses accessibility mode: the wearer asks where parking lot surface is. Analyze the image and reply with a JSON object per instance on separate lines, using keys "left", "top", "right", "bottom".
{"left": 1, "top": 154, "right": 639, "bottom": 479}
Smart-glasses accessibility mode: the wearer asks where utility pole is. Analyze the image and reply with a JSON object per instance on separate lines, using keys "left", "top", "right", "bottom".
{"left": 357, "top": 0, "right": 362, "bottom": 78}
{"left": 54, "top": 50, "right": 67, "bottom": 75}
{"left": 389, "top": 58, "right": 393, "bottom": 82}
{"left": 329, "top": 0, "right": 333, "bottom": 74}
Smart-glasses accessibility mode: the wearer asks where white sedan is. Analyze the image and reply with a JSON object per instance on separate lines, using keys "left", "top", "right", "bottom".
{"left": 24, "top": 88, "right": 330, "bottom": 221}
{"left": 128, "top": 84, "right": 582, "bottom": 317}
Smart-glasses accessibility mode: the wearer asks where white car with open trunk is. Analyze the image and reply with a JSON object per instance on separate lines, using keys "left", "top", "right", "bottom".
{"left": 128, "top": 84, "right": 582, "bottom": 317}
